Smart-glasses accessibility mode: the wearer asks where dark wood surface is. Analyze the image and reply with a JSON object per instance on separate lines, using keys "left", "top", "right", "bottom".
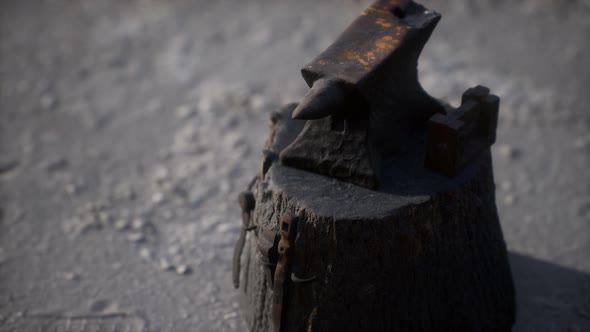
{"left": 238, "top": 108, "right": 515, "bottom": 331}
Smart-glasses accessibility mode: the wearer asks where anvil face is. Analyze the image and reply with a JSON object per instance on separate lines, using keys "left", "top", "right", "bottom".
{"left": 301, "top": 0, "right": 440, "bottom": 87}
{"left": 293, "top": 0, "right": 441, "bottom": 120}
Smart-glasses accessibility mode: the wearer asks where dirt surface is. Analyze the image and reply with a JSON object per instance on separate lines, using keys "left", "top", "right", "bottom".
{"left": 0, "top": 0, "right": 589, "bottom": 331}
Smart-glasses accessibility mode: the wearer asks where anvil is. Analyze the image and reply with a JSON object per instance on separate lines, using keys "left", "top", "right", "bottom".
{"left": 279, "top": 0, "right": 499, "bottom": 189}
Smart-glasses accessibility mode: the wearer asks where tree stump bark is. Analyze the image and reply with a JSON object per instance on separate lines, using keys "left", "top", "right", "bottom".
{"left": 237, "top": 105, "right": 515, "bottom": 331}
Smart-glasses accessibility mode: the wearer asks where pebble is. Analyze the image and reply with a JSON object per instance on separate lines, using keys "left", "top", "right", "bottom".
{"left": 139, "top": 248, "right": 153, "bottom": 261}
{"left": 64, "top": 183, "right": 78, "bottom": 195}
{"left": 114, "top": 184, "right": 136, "bottom": 201}
{"left": 131, "top": 218, "right": 146, "bottom": 230}
{"left": 175, "top": 104, "right": 195, "bottom": 120}
{"left": 151, "top": 192, "right": 165, "bottom": 205}
{"left": 98, "top": 212, "right": 111, "bottom": 224}
{"left": 64, "top": 272, "right": 81, "bottom": 281}
{"left": 40, "top": 93, "right": 58, "bottom": 110}
{"left": 175, "top": 264, "right": 191, "bottom": 275}
{"left": 43, "top": 157, "right": 68, "bottom": 172}
{"left": 503, "top": 194, "right": 517, "bottom": 206}
{"left": 499, "top": 180, "right": 512, "bottom": 191}
{"left": 0, "top": 160, "right": 19, "bottom": 175}
{"left": 223, "top": 311, "right": 238, "bottom": 320}
{"left": 126, "top": 233, "right": 145, "bottom": 243}
{"left": 154, "top": 166, "right": 170, "bottom": 182}
{"left": 114, "top": 219, "right": 129, "bottom": 231}
{"left": 168, "top": 246, "right": 180, "bottom": 255}
{"left": 496, "top": 144, "right": 521, "bottom": 160}
{"left": 89, "top": 299, "right": 118, "bottom": 313}
{"left": 249, "top": 94, "right": 266, "bottom": 111}
{"left": 158, "top": 258, "right": 173, "bottom": 271}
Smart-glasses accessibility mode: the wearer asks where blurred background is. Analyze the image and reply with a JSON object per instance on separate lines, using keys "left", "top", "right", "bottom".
{"left": 0, "top": 0, "right": 589, "bottom": 331}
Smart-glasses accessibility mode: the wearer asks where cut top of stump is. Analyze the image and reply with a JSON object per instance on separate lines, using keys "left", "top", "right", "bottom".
{"left": 265, "top": 105, "right": 489, "bottom": 222}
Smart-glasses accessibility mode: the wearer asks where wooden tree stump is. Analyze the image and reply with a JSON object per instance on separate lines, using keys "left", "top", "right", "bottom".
{"left": 236, "top": 105, "right": 515, "bottom": 331}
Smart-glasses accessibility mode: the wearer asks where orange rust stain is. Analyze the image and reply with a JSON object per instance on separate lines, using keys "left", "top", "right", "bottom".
{"left": 365, "top": 7, "right": 392, "bottom": 15}
{"left": 374, "top": 35, "right": 396, "bottom": 50}
{"left": 356, "top": 57, "right": 369, "bottom": 66}
{"left": 375, "top": 18, "right": 392, "bottom": 28}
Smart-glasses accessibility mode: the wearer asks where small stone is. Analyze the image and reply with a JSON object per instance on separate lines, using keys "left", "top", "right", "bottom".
{"left": 0, "top": 160, "right": 19, "bottom": 175}
{"left": 223, "top": 311, "right": 238, "bottom": 320}
{"left": 524, "top": 215, "right": 534, "bottom": 223}
{"left": 126, "top": 233, "right": 145, "bottom": 243}
{"left": 154, "top": 166, "right": 170, "bottom": 182}
{"left": 64, "top": 183, "right": 77, "bottom": 194}
{"left": 168, "top": 245, "right": 180, "bottom": 255}
{"left": 64, "top": 272, "right": 81, "bottom": 281}
{"left": 158, "top": 258, "right": 173, "bottom": 271}
{"left": 151, "top": 192, "right": 165, "bottom": 204}
{"left": 139, "top": 248, "right": 152, "bottom": 261}
{"left": 114, "top": 219, "right": 129, "bottom": 231}
{"left": 40, "top": 93, "right": 58, "bottom": 110}
{"left": 175, "top": 264, "right": 191, "bottom": 275}
{"left": 114, "top": 185, "right": 135, "bottom": 201}
{"left": 249, "top": 94, "right": 266, "bottom": 111}
{"left": 43, "top": 157, "right": 68, "bottom": 172}
{"left": 131, "top": 218, "right": 146, "bottom": 230}
{"left": 89, "top": 299, "right": 116, "bottom": 313}
{"left": 496, "top": 144, "right": 521, "bottom": 160}
{"left": 503, "top": 194, "right": 516, "bottom": 206}
{"left": 499, "top": 180, "right": 512, "bottom": 191}
{"left": 98, "top": 212, "right": 111, "bottom": 224}
{"left": 175, "top": 104, "right": 195, "bottom": 120}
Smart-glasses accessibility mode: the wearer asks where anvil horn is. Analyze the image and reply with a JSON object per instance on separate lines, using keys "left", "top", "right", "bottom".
{"left": 292, "top": 79, "right": 352, "bottom": 120}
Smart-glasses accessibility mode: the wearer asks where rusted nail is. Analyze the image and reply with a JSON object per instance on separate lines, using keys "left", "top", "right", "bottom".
{"left": 272, "top": 213, "right": 298, "bottom": 332}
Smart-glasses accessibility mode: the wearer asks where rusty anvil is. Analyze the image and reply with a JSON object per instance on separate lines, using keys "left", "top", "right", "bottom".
{"left": 279, "top": 0, "right": 499, "bottom": 188}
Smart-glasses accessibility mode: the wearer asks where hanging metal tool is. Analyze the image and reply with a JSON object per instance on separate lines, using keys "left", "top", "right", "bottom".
{"left": 272, "top": 214, "right": 298, "bottom": 332}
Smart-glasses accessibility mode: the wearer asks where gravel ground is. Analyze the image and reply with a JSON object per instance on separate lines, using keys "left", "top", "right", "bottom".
{"left": 0, "top": 0, "right": 589, "bottom": 331}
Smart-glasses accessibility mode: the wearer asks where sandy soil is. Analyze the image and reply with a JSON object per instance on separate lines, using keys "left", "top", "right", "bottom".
{"left": 0, "top": 0, "right": 589, "bottom": 331}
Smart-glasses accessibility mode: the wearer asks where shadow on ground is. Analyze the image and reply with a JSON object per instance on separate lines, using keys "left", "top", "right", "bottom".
{"left": 510, "top": 252, "right": 590, "bottom": 331}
